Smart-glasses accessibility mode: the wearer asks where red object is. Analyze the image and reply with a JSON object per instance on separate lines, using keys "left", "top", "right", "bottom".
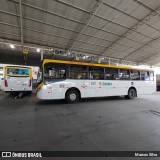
{"left": 4, "top": 79, "right": 8, "bottom": 87}
{"left": 28, "top": 79, "right": 32, "bottom": 87}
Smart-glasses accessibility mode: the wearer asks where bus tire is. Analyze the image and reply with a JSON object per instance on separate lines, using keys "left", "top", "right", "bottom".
{"left": 126, "top": 88, "right": 136, "bottom": 99}
{"left": 65, "top": 89, "right": 80, "bottom": 103}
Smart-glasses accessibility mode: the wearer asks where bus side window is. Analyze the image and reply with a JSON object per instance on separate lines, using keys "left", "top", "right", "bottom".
{"left": 131, "top": 70, "right": 140, "bottom": 80}
{"left": 63, "top": 72, "right": 66, "bottom": 79}
{"left": 141, "top": 71, "right": 150, "bottom": 81}
{"left": 49, "top": 69, "right": 56, "bottom": 78}
{"left": 105, "top": 68, "right": 119, "bottom": 80}
{"left": 45, "top": 65, "right": 66, "bottom": 79}
{"left": 89, "top": 67, "right": 104, "bottom": 80}
{"left": 150, "top": 71, "right": 154, "bottom": 81}
{"left": 58, "top": 69, "right": 66, "bottom": 79}
{"left": 69, "top": 65, "right": 88, "bottom": 79}
{"left": 146, "top": 71, "right": 150, "bottom": 81}
{"left": 119, "top": 69, "right": 130, "bottom": 80}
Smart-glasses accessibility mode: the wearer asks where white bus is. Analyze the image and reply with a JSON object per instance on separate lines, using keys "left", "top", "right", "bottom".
{"left": 36, "top": 59, "right": 156, "bottom": 103}
{"left": 4, "top": 66, "right": 32, "bottom": 94}
{"left": 0, "top": 71, "right": 4, "bottom": 91}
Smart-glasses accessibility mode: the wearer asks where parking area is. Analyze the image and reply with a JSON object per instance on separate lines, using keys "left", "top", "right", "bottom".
{"left": 0, "top": 92, "right": 160, "bottom": 155}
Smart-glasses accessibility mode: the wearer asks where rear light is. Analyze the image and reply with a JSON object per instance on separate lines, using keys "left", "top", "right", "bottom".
{"left": 29, "top": 79, "right": 32, "bottom": 87}
{"left": 4, "top": 79, "right": 8, "bottom": 87}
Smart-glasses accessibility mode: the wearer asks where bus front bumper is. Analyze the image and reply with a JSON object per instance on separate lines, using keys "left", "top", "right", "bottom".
{"left": 37, "top": 86, "right": 52, "bottom": 100}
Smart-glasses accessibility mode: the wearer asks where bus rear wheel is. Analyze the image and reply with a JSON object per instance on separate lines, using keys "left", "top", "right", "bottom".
{"left": 126, "top": 88, "right": 136, "bottom": 99}
{"left": 66, "top": 89, "right": 80, "bottom": 103}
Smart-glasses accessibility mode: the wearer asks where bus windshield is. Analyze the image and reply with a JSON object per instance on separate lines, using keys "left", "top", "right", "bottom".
{"left": 37, "top": 68, "right": 42, "bottom": 84}
{"left": 7, "top": 68, "right": 29, "bottom": 76}
{"left": 44, "top": 63, "right": 66, "bottom": 79}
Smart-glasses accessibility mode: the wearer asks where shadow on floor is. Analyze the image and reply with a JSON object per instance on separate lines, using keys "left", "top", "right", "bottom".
{"left": 36, "top": 96, "right": 133, "bottom": 106}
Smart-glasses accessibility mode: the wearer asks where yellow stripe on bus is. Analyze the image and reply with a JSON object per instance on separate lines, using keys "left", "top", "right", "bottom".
{"left": 42, "top": 59, "right": 153, "bottom": 71}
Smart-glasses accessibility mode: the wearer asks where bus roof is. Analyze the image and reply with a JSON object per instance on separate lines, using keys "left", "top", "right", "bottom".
{"left": 42, "top": 59, "right": 154, "bottom": 71}
{"left": 5, "top": 66, "right": 31, "bottom": 69}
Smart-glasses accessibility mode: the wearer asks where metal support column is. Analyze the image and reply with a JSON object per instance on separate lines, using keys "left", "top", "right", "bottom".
{"left": 19, "top": 0, "right": 26, "bottom": 64}
{"left": 41, "top": 49, "right": 44, "bottom": 61}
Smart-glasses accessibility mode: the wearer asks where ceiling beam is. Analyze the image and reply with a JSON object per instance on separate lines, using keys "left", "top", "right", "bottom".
{"left": 0, "top": 18, "right": 153, "bottom": 48}
{"left": 1, "top": 21, "right": 160, "bottom": 56}
{"left": 123, "top": 35, "right": 160, "bottom": 60}
{"left": 19, "top": 0, "right": 24, "bottom": 47}
{"left": 67, "top": 0, "right": 105, "bottom": 51}
{"left": 19, "top": 0, "right": 27, "bottom": 65}
{"left": 0, "top": 38, "right": 68, "bottom": 51}
{"left": 103, "top": 1, "right": 160, "bottom": 33}
{"left": 6, "top": 0, "right": 160, "bottom": 41}
{"left": 0, "top": 9, "right": 157, "bottom": 45}
{"left": 1, "top": 0, "right": 160, "bottom": 61}
{"left": 142, "top": 53, "right": 160, "bottom": 63}
{"left": 6, "top": 0, "right": 160, "bottom": 45}
{"left": 103, "top": 1, "right": 140, "bottom": 21}
{"left": 0, "top": 37, "right": 155, "bottom": 67}
{"left": 0, "top": 9, "right": 121, "bottom": 37}
{"left": 8, "top": 0, "right": 156, "bottom": 42}
{"left": 100, "top": 3, "right": 160, "bottom": 57}
{"left": 54, "top": 0, "right": 90, "bottom": 14}
{"left": 132, "top": 0, "right": 154, "bottom": 11}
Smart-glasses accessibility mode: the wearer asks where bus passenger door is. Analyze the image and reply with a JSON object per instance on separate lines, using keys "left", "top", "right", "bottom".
{"left": 51, "top": 83, "right": 64, "bottom": 99}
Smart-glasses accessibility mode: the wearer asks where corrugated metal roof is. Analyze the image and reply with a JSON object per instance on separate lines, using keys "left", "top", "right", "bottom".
{"left": 1, "top": 0, "right": 160, "bottom": 66}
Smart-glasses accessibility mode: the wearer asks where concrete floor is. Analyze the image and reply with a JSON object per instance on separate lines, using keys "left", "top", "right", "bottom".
{"left": 0, "top": 91, "right": 160, "bottom": 160}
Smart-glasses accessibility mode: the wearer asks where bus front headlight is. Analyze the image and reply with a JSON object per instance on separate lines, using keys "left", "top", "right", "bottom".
{"left": 42, "top": 85, "right": 47, "bottom": 89}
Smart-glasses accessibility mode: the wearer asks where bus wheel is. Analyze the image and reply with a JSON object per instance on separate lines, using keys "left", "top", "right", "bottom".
{"left": 126, "top": 88, "right": 136, "bottom": 99}
{"left": 66, "top": 89, "right": 80, "bottom": 103}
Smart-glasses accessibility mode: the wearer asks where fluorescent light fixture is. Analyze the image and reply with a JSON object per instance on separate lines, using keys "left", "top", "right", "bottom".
{"left": 83, "top": 55, "right": 89, "bottom": 59}
{"left": 37, "top": 48, "right": 40, "bottom": 52}
{"left": 67, "top": 50, "right": 71, "bottom": 55}
{"left": 49, "top": 48, "right": 53, "bottom": 51}
{"left": 10, "top": 44, "right": 15, "bottom": 49}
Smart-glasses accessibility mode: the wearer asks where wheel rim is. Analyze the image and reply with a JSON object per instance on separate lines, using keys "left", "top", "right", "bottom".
{"left": 69, "top": 93, "right": 77, "bottom": 101}
{"left": 129, "top": 90, "right": 135, "bottom": 98}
